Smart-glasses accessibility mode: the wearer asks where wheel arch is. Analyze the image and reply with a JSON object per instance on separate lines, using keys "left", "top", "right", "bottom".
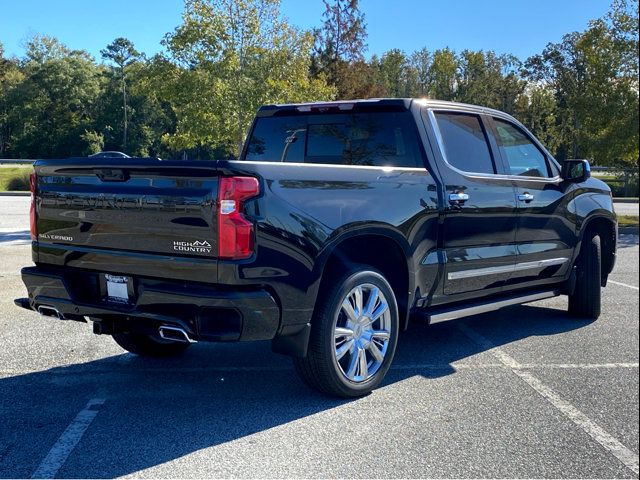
{"left": 313, "top": 226, "right": 415, "bottom": 332}
{"left": 577, "top": 213, "right": 617, "bottom": 281}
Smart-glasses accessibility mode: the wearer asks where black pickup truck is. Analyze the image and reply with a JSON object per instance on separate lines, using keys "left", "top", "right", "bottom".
{"left": 16, "top": 99, "right": 617, "bottom": 397}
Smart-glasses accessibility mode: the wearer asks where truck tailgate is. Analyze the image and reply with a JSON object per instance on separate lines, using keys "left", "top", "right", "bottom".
{"left": 34, "top": 159, "right": 220, "bottom": 271}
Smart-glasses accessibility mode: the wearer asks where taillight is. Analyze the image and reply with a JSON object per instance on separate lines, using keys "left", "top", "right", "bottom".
{"left": 217, "top": 176, "right": 260, "bottom": 259}
{"left": 29, "top": 172, "right": 37, "bottom": 241}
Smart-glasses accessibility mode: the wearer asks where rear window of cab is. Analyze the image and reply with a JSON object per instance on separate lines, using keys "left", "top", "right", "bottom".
{"left": 244, "top": 112, "right": 424, "bottom": 168}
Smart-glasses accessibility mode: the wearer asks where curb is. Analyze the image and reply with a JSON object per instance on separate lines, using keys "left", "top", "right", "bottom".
{"left": 0, "top": 191, "right": 29, "bottom": 196}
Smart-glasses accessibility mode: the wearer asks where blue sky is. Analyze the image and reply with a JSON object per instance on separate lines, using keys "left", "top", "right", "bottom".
{"left": 1, "top": 0, "right": 612, "bottom": 62}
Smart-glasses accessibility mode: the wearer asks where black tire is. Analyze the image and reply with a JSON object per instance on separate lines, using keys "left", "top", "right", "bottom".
{"left": 568, "top": 233, "right": 602, "bottom": 319}
{"left": 294, "top": 266, "right": 399, "bottom": 398}
{"left": 112, "top": 332, "right": 192, "bottom": 357}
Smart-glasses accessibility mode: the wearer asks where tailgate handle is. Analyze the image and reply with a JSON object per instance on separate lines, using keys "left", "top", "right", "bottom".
{"left": 96, "top": 169, "right": 128, "bottom": 182}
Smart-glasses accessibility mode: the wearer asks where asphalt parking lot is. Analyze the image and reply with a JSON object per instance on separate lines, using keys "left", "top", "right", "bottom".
{"left": 0, "top": 197, "right": 638, "bottom": 478}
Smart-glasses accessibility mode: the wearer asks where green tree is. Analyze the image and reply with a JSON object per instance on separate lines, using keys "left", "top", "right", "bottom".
{"left": 457, "top": 50, "right": 501, "bottom": 107}
{"left": 333, "top": 59, "right": 385, "bottom": 99}
{"left": 0, "top": 0, "right": 635, "bottom": 167}
{"left": 79, "top": 130, "right": 104, "bottom": 156}
{"left": 497, "top": 54, "right": 526, "bottom": 114}
{"left": 6, "top": 35, "right": 102, "bottom": 158}
{"left": 514, "top": 85, "right": 560, "bottom": 154}
{"left": 311, "top": 0, "right": 367, "bottom": 98}
{"left": 456, "top": 50, "right": 525, "bottom": 113}
{"left": 409, "top": 47, "right": 432, "bottom": 96}
{"left": 101, "top": 38, "right": 141, "bottom": 152}
{"left": 608, "top": 0, "right": 639, "bottom": 79}
{"left": 164, "top": 0, "right": 334, "bottom": 156}
{"left": 428, "top": 48, "right": 459, "bottom": 100}
{"left": 377, "top": 49, "right": 410, "bottom": 97}
{"left": 0, "top": 42, "right": 25, "bottom": 156}
{"left": 524, "top": 0, "right": 638, "bottom": 164}
{"left": 94, "top": 55, "right": 177, "bottom": 158}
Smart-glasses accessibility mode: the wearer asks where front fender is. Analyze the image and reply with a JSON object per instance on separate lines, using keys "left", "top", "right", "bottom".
{"left": 573, "top": 181, "right": 616, "bottom": 234}
{"left": 570, "top": 182, "right": 617, "bottom": 275}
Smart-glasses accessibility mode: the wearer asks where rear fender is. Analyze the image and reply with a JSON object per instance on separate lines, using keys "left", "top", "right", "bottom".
{"left": 312, "top": 224, "right": 416, "bottom": 329}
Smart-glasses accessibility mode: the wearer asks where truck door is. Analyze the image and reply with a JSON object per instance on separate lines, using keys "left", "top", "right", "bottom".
{"left": 488, "top": 116, "right": 575, "bottom": 289}
{"left": 423, "top": 109, "right": 518, "bottom": 299}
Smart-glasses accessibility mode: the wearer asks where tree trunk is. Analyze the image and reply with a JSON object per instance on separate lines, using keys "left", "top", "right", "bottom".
{"left": 122, "top": 71, "right": 127, "bottom": 152}
{"left": 572, "top": 113, "right": 579, "bottom": 159}
{"left": 333, "top": 0, "right": 342, "bottom": 85}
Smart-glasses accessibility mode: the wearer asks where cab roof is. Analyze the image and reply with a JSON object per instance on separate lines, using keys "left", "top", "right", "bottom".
{"left": 256, "top": 98, "right": 507, "bottom": 118}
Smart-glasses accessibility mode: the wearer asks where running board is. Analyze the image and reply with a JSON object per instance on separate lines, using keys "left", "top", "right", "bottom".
{"left": 427, "top": 290, "right": 560, "bottom": 324}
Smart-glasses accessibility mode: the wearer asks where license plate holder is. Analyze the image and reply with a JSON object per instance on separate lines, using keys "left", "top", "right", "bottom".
{"left": 104, "top": 274, "right": 131, "bottom": 304}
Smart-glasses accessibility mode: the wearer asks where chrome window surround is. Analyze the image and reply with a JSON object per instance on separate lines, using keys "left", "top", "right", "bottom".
{"left": 427, "top": 109, "right": 562, "bottom": 183}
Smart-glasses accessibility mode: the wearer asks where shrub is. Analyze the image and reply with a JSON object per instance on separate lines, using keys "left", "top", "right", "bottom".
{"left": 0, "top": 168, "right": 31, "bottom": 191}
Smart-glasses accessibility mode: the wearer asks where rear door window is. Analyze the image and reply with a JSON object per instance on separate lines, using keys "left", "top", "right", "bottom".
{"left": 434, "top": 112, "right": 496, "bottom": 174}
{"left": 244, "top": 112, "right": 424, "bottom": 168}
{"left": 493, "top": 119, "right": 550, "bottom": 178}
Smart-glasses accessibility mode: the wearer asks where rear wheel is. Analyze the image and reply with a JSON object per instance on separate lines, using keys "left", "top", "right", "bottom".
{"left": 112, "top": 332, "right": 192, "bottom": 357}
{"left": 294, "top": 267, "right": 399, "bottom": 398}
{"left": 568, "top": 233, "right": 602, "bottom": 319}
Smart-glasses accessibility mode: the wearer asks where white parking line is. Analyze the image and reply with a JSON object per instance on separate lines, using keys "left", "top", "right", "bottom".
{"left": 31, "top": 398, "right": 105, "bottom": 479}
{"left": 392, "top": 362, "right": 639, "bottom": 370}
{"left": 608, "top": 280, "right": 640, "bottom": 291}
{"left": 515, "top": 369, "right": 640, "bottom": 476}
{"left": 517, "top": 363, "right": 639, "bottom": 369}
{"left": 456, "top": 323, "right": 639, "bottom": 476}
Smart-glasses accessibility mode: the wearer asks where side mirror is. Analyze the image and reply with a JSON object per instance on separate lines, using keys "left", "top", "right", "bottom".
{"left": 561, "top": 159, "right": 591, "bottom": 183}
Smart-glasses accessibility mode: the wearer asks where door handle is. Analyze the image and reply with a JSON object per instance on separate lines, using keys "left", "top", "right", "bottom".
{"left": 448, "top": 192, "right": 469, "bottom": 204}
{"left": 518, "top": 193, "right": 534, "bottom": 202}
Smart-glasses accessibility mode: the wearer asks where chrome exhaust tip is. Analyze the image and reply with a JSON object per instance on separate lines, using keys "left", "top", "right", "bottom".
{"left": 158, "top": 325, "right": 197, "bottom": 344}
{"left": 37, "top": 305, "right": 65, "bottom": 320}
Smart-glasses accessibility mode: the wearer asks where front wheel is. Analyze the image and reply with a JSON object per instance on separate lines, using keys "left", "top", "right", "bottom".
{"left": 568, "top": 233, "right": 602, "bottom": 319}
{"left": 294, "top": 267, "right": 399, "bottom": 398}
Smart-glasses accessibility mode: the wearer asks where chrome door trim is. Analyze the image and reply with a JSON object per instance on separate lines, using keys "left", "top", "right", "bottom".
{"left": 517, "top": 193, "right": 535, "bottom": 202}
{"left": 448, "top": 192, "right": 470, "bottom": 203}
{"left": 448, "top": 257, "right": 568, "bottom": 280}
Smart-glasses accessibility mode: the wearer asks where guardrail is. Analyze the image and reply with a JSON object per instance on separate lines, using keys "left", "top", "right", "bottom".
{"left": 591, "top": 167, "right": 638, "bottom": 197}
{"left": 591, "top": 166, "right": 637, "bottom": 173}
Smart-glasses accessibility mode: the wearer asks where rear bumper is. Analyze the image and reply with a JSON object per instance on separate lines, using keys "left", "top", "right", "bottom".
{"left": 16, "top": 265, "right": 280, "bottom": 343}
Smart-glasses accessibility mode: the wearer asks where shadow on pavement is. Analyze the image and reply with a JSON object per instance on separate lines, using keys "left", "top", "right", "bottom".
{"left": 0, "top": 303, "right": 592, "bottom": 478}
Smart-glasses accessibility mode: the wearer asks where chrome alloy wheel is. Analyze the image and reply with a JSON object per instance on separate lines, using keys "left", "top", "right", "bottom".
{"left": 333, "top": 283, "right": 391, "bottom": 383}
